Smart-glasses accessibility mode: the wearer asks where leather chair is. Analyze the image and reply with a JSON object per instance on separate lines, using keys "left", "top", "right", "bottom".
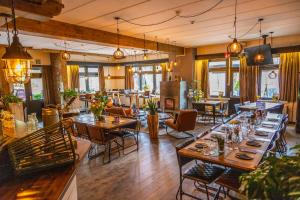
{"left": 165, "top": 109, "right": 198, "bottom": 139}
{"left": 105, "top": 107, "right": 132, "bottom": 117}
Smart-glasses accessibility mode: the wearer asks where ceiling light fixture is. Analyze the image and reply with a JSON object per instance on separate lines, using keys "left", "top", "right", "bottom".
{"left": 2, "top": 0, "right": 32, "bottom": 84}
{"left": 254, "top": 18, "right": 265, "bottom": 64}
{"left": 143, "top": 34, "right": 148, "bottom": 60}
{"left": 113, "top": 17, "right": 125, "bottom": 59}
{"left": 173, "top": 41, "right": 177, "bottom": 66}
{"left": 227, "top": 0, "right": 243, "bottom": 55}
{"left": 61, "top": 41, "right": 71, "bottom": 61}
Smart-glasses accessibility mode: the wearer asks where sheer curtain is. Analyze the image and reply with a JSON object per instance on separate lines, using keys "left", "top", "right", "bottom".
{"left": 239, "top": 56, "right": 259, "bottom": 103}
{"left": 125, "top": 66, "right": 134, "bottom": 89}
{"left": 194, "top": 60, "right": 209, "bottom": 98}
{"left": 279, "top": 52, "right": 300, "bottom": 122}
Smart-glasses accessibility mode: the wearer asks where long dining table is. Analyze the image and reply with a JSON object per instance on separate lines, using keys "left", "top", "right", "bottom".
{"left": 73, "top": 114, "right": 137, "bottom": 130}
{"left": 178, "top": 112, "right": 283, "bottom": 171}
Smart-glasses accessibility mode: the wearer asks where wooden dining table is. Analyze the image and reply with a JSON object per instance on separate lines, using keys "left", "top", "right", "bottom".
{"left": 178, "top": 112, "right": 282, "bottom": 171}
{"left": 239, "top": 102, "right": 283, "bottom": 111}
{"left": 192, "top": 100, "right": 221, "bottom": 125}
{"left": 73, "top": 114, "right": 137, "bottom": 130}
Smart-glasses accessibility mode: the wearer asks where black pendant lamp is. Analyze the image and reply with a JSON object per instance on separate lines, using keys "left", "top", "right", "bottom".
{"left": 227, "top": 0, "right": 243, "bottom": 55}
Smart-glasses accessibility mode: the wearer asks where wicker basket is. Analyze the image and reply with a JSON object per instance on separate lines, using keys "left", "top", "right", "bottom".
{"left": 8, "top": 121, "right": 76, "bottom": 176}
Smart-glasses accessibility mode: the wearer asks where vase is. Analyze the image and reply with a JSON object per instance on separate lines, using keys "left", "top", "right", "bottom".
{"left": 147, "top": 114, "right": 159, "bottom": 139}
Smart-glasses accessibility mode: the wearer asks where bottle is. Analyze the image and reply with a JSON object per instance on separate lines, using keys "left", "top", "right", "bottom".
{"left": 32, "top": 113, "right": 39, "bottom": 130}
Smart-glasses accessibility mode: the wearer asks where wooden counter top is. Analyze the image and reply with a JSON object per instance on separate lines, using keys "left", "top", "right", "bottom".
{"left": 0, "top": 139, "right": 91, "bottom": 200}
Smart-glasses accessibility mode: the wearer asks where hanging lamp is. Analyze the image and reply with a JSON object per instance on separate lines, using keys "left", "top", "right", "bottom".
{"left": 113, "top": 17, "right": 125, "bottom": 59}
{"left": 143, "top": 34, "right": 148, "bottom": 60}
{"left": 227, "top": 0, "right": 243, "bottom": 55}
{"left": 254, "top": 18, "right": 265, "bottom": 64}
{"left": 2, "top": 0, "right": 32, "bottom": 84}
{"left": 61, "top": 41, "right": 71, "bottom": 61}
{"left": 173, "top": 41, "right": 177, "bottom": 66}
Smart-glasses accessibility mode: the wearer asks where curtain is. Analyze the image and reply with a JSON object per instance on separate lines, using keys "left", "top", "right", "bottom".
{"left": 239, "top": 56, "right": 259, "bottom": 103}
{"left": 98, "top": 65, "right": 105, "bottom": 91}
{"left": 279, "top": 52, "right": 300, "bottom": 122}
{"left": 125, "top": 66, "right": 134, "bottom": 89}
{"left": 194, "top": 60, "right": 209, "bottom": 98}
{"left": 42, "top": 66, "right": 54, "bottom": 105}
{"left": 67, "top": 65, "right": 79, "bottom": 90}
{"left": 161, "top": 63, "right": 168, "bottom": 81}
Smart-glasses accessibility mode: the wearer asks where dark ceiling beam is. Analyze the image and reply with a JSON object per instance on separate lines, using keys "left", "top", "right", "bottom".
{"left": 7, "top": 17, "right": 184, "bottom": 55}
{"left": 67, "top": 58, "right": 169, "bottom": 66}
{"left": 0, "top": 0, "right": 63, "bottom": 19}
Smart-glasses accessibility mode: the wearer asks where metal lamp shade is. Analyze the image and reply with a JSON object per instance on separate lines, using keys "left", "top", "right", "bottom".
{"left": 2, "top": 34, "right": 32, "bottom": 84}
{"left": 227, "top": 38, "right": 243, "bottom": 54}
{"left": 113, "top": 48, "right": 125, "bottom": 59}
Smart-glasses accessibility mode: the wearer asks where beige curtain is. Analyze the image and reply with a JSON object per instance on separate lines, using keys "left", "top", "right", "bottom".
{"left": 279, "top": 52, "right": 300, "bottom": 122}
{"left": 239, "top": 56, "right": 259, "bottom": 103}
{"left": 98, "top": 66, "right": 105, "bottom": 91}
{"left": 161, "top": 63, "right": 168, "bottom": 81}
{"left": 67, "top": 65, "right": 79, "bottom": 90}
{"left": 194, "top": 60, "right": 209, "bottom": 98}
{"left": 125, "top": 66, "right": 134, "bottom": 89}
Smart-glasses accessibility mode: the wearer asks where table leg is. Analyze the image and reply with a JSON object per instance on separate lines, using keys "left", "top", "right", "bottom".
{"left": 213, "top": 105, "right": 216, "bottom": 125}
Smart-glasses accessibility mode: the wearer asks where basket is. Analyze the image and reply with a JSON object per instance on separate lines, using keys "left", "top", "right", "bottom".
{"left": 7, "top": 121, "right": 76, "bottom": 176}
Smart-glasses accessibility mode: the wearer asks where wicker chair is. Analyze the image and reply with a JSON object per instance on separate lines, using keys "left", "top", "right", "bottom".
{"left": 176, "top": 138, "right": 225, "bottom": 200}
{"left": 61, "top": 118, "right": 76, "bottom": 137}
{"left": 86, "top": 124, "right": 120, "bottom": 163}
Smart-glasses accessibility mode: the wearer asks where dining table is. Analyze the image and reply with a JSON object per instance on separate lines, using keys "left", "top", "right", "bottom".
{"left": 73, "top": 114, "right": 137, "bottom": 131}
{"left": 239, "top": 102, "right": 283, "bottom": 111}
{"left": 178, "top": 112, "right": 283, "bottom": 171}
{"left": 192, "top": 100, "right": 221, "bottom": 125}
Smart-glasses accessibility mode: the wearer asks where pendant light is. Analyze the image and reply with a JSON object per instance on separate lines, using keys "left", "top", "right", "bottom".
{"left": 227, "top": 0, "right": 243, "bottom": 55}
{"left": 254, "top": 18, "right": 265, "bottom": 64}
{"left": 143, "top": 34, "right": 148, "bottom": 60}
{"left": 61, "top": 41, "right": 71, "bottom": 61}
{"left": 173, "top": 41, "right": 177, "bottom": 66}
{"left": 2, "top": 0, "right": 32, "bottom": 84}
{"left": 113, "top": 17, "right": 125, "bottom": 59}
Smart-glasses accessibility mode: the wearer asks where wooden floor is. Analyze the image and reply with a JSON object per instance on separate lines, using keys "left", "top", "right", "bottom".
{"left": 76, "top": 124, "right": 300, "bottom": 200}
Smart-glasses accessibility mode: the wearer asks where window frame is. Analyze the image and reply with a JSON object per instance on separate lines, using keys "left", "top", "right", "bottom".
{"left": 133, "top": 64, "right": 162, "bottom": 92}
{"left": 79, "top": 65, "right": 99, "bottom": 92}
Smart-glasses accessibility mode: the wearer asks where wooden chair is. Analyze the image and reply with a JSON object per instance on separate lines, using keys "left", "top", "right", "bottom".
{"left": 176, "top": 139, "right": 224, "bottom": 200}
{"left": 86, "top": 124, "right": 120, "bottom": 163}
{"left": 165, "top": 110, "right": 198, "bottom": 139}
{"left": 61, "top": 118, "right": 76, "bottom": 137}
{"left": 74, "top": 121, "right": 90, "bottom": 140}
{"left": 215, "top": 169, "right": 245, "bottom": 200}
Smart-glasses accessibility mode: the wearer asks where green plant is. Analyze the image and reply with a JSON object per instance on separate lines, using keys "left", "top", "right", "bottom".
{"left": 143, "top": 80, "right": 149, "bottom": 91}
{"left": 240, "top": 145, "right": 300, "bottom": 200}
{"left": 32, "top": 93, "right": 42, "bottom": 100}
{"left": 1, "top": 94, "right": 22, "bottom": 108}
{"left": 194, "top": 89, "right": 204, "bottom": 102}
{"left": 146, "top": 98, "right": 158, "bottom": 115}
{"left": 61, "top": 89, "right": 78, "bottom": 101}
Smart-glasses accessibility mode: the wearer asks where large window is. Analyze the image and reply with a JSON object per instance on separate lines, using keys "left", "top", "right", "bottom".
{"left": 133, "top": 64, "right": 162, "bottom": 93}
{"left": 208, "top": 60, "right": 227, "bottom": 97}
{"left": 79, "top": 66, "right": 99, "bottom": 92}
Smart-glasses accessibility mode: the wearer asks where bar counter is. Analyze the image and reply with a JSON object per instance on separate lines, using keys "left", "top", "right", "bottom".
{"left": 0, "top": 121, "right": 91, "bottom": 200}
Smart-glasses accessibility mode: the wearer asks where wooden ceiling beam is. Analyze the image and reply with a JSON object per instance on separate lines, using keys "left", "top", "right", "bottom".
{"left": 0, "top": 0, "right": 63, "bottom": 19}
{"left": 9, "top": 17, "right": 184, "bottom": 55}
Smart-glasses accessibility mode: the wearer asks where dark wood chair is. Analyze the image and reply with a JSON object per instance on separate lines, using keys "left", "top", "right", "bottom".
{"left": 74, "top": 121, "right": 90, "bottom": 140}
{"left": 165, "top": 109, "right": 198, "bottom": 139}
{"left": 215, "top": 169, "right": 245, "bottom": 200}
{"left": 61, "top": 118, "right": 76, "bottom": 137}
{"left": 268, "top": 104, "right": 284, "bottom": 114}
{"left": 86, "top": 124, "right": 120, "bottom": 163}
{"left": 176, "top": 139, "right": 224, "bottom": 200}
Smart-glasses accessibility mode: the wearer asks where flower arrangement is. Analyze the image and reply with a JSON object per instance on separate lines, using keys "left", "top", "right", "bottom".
{"left": 194, "top": 89, "right": 204, "bottom": 102}
{"left": 90, "top": 94, "right": 108, "bottom": 120}
{"left": 0, "top": 110, "right": 15, "bottom": 129}
{"left": 145, "top": 98, "right": 158, "bottom": 115}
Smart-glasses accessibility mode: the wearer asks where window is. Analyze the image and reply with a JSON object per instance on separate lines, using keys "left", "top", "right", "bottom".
{"left": 13, "top": 83, "right": 26, "bottom": 101}
{"left": 260, "top": 69, "right": 279, "bottom": 98}
{"left": 79, "top": 66, "right": 99, "bottom": 92}
{"left": 31, "top": 78, "right": 43, "bottom": 100}
{"left": 232, "top": 72, "right": 240, "bottom": 97}
{"left": 133, "top": 64, "right": 162, "bottom": 93}
{"left": 208, "top": 60, "right": 226, "bottom": 96}
{"left": 209, "top": 72, "right": 226, "bottom": 96}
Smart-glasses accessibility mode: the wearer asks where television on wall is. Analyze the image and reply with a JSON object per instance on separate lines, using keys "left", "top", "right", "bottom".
{"left": 244, "top": 44, "right": 273, "bottom": 66}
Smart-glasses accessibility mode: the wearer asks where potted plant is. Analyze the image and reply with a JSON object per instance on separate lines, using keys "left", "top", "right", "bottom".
{"left": 0, "top": 94, "right": 24, "bottom": 121}
{"left": 240, "top": 145, "right": 300, "bottom": 200}
{"left": 90, "top": 94, "right": 108, "bottom": 121}
{"left": 61, "top": 89, "right": 78, "bottom": 102}
{"left": 146, "top": 98, "right": 159, "bottom": 139}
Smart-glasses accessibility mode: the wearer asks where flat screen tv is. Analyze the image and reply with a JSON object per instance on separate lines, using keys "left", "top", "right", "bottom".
{"left": 244, "top": 44, "right": 273, "bottom": 66}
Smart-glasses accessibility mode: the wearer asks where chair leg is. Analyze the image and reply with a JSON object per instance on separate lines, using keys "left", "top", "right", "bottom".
{"left": 205, "top": 184, "right": 210, "bottom": 200}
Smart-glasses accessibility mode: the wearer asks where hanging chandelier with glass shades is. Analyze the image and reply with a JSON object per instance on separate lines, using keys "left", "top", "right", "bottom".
{"left": 113, "top": 17, "right": 125, "bottom": 59}
{"left": 2, "top": 0, "right": 32, "bottom": 84}
{"left": 227, "top": 0, "right": 243, "bottom": 55}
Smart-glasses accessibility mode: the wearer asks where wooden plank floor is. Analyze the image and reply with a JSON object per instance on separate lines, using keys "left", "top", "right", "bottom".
{"left": 76, "top": 125, "right": 300, "bottom": 200}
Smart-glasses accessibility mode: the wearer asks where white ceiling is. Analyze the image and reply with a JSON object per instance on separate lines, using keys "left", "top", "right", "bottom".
{"left": 52, "top": 0, "right": 300, "bottom": 47}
